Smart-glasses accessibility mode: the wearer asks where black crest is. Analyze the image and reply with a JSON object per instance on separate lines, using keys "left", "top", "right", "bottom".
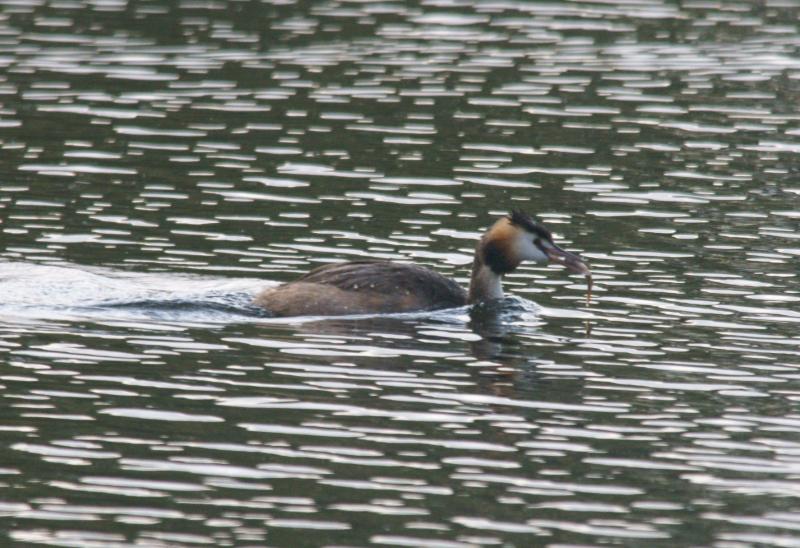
{"left": 508, "top": 209, "right": 552, "bottom": 241}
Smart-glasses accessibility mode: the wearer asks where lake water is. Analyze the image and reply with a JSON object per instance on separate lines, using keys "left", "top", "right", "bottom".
{"left": 2, "top": 0, "right": 800, "bottom": 546}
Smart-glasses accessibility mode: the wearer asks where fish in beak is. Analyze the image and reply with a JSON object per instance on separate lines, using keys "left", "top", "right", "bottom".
{"left": 544, "top": 243, "right": 590, "bottom": 275}
{"left": 545, "top": 242, "right": 593, "bottom": 306}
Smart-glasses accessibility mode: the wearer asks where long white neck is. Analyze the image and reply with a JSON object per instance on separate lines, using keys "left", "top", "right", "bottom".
{"left": 468, "top": 263, "right": 504, "bottom": 303}
{"left": 468, "top": 218, "right": 529, "bottom": 304}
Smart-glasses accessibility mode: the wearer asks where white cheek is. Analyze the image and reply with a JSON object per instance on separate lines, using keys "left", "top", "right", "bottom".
{"left": 515, "top": 237, "right": 548, "bottom": 263}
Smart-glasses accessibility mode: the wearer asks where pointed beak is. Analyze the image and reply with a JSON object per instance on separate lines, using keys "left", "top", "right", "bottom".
{"left": 545, "top": 244, "right": 590, "bottom": 275}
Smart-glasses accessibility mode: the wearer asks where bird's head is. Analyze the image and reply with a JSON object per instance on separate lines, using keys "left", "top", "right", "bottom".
{"left": 479, "top": 210, "right": 589, "bottom": 276}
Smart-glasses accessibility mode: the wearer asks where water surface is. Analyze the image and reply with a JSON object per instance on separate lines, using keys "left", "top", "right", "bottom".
{"left": 2, "top": 0, "right": 800, "bottom": 546}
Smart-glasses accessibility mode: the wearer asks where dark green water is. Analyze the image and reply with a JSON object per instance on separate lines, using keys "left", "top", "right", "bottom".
{"left": 1, "top": 1, "right": 800, "bottom": 546}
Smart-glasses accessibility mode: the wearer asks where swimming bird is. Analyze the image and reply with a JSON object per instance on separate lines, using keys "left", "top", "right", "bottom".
{"left": 254, "top": 210, "right": 589, "bottom": 317}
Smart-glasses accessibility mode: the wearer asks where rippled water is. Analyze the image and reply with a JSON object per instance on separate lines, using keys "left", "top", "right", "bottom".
{"left": 2, "top": 0, "right": 800, "bottom": 546}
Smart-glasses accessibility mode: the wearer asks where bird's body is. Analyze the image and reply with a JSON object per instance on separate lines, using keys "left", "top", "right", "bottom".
{"left": 254, "top": 260, "right": 467, "bottom": 316}
{"left": 255, "top": 211, "right": 589, "bottom": 317}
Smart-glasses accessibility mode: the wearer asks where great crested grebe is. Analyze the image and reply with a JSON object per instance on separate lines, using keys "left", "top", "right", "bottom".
{"left": 254, "top": 210, "right": 590, "bottom": 317}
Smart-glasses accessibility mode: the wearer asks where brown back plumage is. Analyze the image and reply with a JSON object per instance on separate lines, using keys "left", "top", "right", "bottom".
{"left": 298, "top": 261, "right": 467, "bottom": 305}
{"left": 255, "top": 260, "right": 467, "bottom": 316}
